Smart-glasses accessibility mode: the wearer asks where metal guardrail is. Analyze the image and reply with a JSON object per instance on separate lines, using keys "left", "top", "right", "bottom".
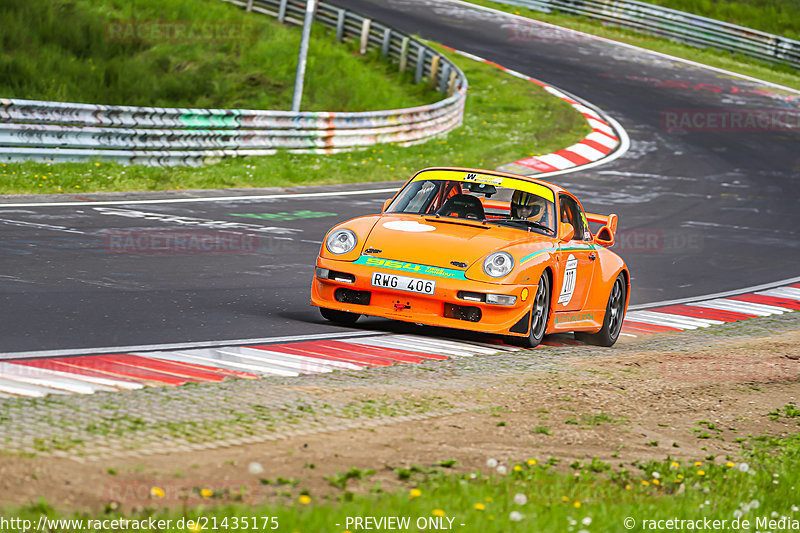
{"left": 493, "top": 0, "right": 800, "bottom": 69}
{"left": 0, "top": 0, "right": 467, "bottom": 166}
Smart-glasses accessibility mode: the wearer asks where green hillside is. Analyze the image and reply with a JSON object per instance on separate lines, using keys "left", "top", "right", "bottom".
{"left": 0, "top": 0, "right": 439, "bottom": 111}
{"left": 646, "top": 0, "right": 800, "bottom": 40}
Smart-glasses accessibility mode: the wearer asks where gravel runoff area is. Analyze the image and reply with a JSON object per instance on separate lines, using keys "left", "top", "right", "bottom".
{"left": 1, "top": 311, "right": 800, "bottom": 510}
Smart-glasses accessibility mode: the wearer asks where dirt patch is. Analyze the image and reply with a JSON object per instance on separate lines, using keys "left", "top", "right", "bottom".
{"left": 2, "top": 325, "right": 800, "bottom": 512}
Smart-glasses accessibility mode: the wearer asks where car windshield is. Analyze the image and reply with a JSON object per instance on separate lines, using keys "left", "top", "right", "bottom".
{"left": 385, "top": 177, "right": 556, "bottom": 234}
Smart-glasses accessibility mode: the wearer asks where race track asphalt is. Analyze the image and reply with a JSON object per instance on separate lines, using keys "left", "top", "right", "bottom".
{"left": 1, "top": 0, "right": 798, "bottom": 353}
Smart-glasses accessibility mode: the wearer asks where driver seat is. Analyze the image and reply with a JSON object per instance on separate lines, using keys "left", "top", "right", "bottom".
{"left": 436, "top": 194, "right": 485, "bottom": 220}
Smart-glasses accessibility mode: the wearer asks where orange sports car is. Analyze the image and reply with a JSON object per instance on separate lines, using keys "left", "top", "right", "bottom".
{"left": 311, "top": 167, "right": 629, "bottom": 347}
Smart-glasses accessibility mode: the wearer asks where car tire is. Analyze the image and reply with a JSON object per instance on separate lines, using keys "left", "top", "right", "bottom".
{"left": 319, "top": 307, "right": 360, "bottom": 325}
{"left": 575, "top": 273, "right": 626, "bottom": 347}
{"left": 518, "top": 272, "right": 550, "bottom": 349}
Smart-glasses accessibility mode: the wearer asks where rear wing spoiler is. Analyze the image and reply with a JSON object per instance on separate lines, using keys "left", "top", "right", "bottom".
{"left": 586, "top": 212, "right": 618, "bottom": 247}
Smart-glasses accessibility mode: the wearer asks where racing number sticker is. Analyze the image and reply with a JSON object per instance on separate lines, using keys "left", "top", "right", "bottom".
{"left": 558, "top": 254, "right": 578, "bottom": 305}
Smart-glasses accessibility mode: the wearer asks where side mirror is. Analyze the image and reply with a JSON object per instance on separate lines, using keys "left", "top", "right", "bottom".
{"left": 382, "top": 198, "right": 392, "bottom": 212}
{"left": 559, "top": 222, "right": 575, "bottom": 243}
{"left": 594, "top": 226, "right": 615, "bottom": 247}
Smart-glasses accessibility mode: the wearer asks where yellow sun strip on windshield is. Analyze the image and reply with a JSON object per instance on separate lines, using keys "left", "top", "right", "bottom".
{"left": 412, "top": 170, "right": 556, "bottom": 203}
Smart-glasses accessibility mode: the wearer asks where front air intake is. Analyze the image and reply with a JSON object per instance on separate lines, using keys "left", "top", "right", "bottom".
{"left": 334, "top": 288, "right": 371, "bottom": 305}
{"left": 443, "top": 303, "right": 482, "bottom": 322}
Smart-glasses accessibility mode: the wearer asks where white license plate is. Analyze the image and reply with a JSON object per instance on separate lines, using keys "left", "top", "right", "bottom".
{"left": 371, "top": 272, "right": 436, "bottom": 295}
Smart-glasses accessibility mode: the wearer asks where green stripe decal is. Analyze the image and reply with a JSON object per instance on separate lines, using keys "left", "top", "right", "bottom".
{"left": 354, "top": 256, "right": 467, "bottom": 279}
{"left": 521, "top": 244, "right": 596, "bottom": 264}
{"left": 521, "top": 246, "right": 557, "bottom": 264}
{"left": 561, "top": 244, "right": 597, "bottom": 252}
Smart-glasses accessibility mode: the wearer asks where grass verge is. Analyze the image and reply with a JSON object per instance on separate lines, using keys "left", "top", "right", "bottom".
{"left": 0, "top": 0, "right": 437, "bottom": 111}
{"left": 467, "top": 0, "right": 800, "bottom": 92}
{"left": 643, "top": 0, "right": 800, "bottom": 40}
{"left": 0, "top": 45, "right": 589, "bottom": 195}
{"left": 5, "top": 433, "right": 799, "bottom": 532}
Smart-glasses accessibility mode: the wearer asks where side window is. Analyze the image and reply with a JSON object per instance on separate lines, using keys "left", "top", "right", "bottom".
{"left": 559, "top": 195, "right": 585, "bottom": 241}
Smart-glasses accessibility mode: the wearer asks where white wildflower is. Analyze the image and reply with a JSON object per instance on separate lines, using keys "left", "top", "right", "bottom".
{"left": 248, "top": 461, "right": 264, "bottom": 475}
{"left": 509, "top": 511, "right": 524, "bottom": 522}
{"left": 486, "top": 458, "right": 498, "bottom": 468}
{"left": 513, "top": 493, "right": 527, "bottom": 505}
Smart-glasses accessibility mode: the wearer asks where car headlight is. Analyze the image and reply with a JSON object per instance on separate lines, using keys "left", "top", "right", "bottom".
{"left": 483, "top": 251, "right": 515, "bottom": 278}
{"left": 326, "top": 229, "right": 357, "bottom": 255}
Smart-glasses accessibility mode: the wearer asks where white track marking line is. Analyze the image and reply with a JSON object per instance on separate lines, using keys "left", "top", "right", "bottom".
{"left": 212, "top": 348, "right": 335, "bottom": 374}
{"left": 586, "top": 118, "right": 616, "bottom": 136}
{"left": 0, "top": 363, "right": 102, "bottom": 394}
{"left": 342, "top": 336, "right": 471, "bottom": 357}
{"left": 571, "top": 104, "right": 600, "bottom": 118}
{"left": 387, "top": 335, "right": 501, "bottom": 355}
{"left": 229, "top": 347, "right": 362, "bottom": 371}
{"left": 0, "top": 218, "right": 86, "bottom": 234}
{"left": 628, "top": 310, "right": 722, "bottom": 328}
{"left": 175, "top": 349, "right": 307, "bottom": 376}
{"left": 139, "top": 351, "right": 298, "bottom": 377}
{"left": 687, "top": 299, "right": 787, "bottom": 316}
{"left": 450, "top": 338, "right": 522, "bottom": 352}
{"left": 536, "top": 153, "right": 576, "bottom": 169}
{"left": 621, "top": 315, "right": 691, "bottom": 329}
{"left": 0, "top": 188, "right": 399, "bottom": 208}
{"left": 584, "top": 131, "right": 618, "bottom": 148}
{"left": 11, "top": 366, "right": 144, "bottom": 391}
{"left": 565, "top": 143, "right": 606, "bottom": 161}
{"left": 709, "top": 299, "right": 791, "bottom": 314}
{"left": 447, "top": 0, "right": 800, "bottom": 96}
{"left": 756, "top": 287, "right": 800, "bottom": 300}
{"left": 0, "top": 331, "right": 384, "bottom": 360}
{"left": 0, "top": 377, "right": 65, "bottom": 397}
{"left": 629, "top": 276, "right": 800, "bottom": 310}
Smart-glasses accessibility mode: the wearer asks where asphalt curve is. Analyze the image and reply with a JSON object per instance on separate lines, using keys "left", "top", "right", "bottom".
{"left": 1, "top": 0, "right": 798, "bottom": 354}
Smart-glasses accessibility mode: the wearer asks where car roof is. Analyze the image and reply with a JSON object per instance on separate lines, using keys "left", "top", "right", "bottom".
{"left": 412, "top": 166, "right": 570, "bottom": 197}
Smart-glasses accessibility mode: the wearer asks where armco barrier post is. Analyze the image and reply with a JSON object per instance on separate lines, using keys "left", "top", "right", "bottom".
{"left": 360, "top": 18, "right": 371, "bottom": 54}
{"left": 278, "top": 0, "right": 288, "bottom": 23}
{"left": 429, "top": 55, "right": 440, "bottom": 87}
{"left": 381, "top": 28, "right": 392, "bottom": 57}
{"left": 399, "top": 37, "right": 409, "bottom": 72}
{"left": 414, "top": 44, "right": 425, "bottom": 83}
{"left": 335, "top": 9, "right": 345, "bottom": 42}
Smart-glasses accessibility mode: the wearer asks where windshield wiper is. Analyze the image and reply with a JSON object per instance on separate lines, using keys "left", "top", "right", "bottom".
{"left": 486, "top": 218, "right": 554, "bottom": 234}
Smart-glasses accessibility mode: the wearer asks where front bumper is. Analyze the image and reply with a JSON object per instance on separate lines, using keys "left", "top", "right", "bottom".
{"left": 310, "top": 257, "right": 535, "bottom": 336}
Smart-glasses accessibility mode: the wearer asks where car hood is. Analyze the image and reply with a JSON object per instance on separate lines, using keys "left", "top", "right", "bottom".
{"left": 361, "top": 214, "right": 552, "bottom": 268}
